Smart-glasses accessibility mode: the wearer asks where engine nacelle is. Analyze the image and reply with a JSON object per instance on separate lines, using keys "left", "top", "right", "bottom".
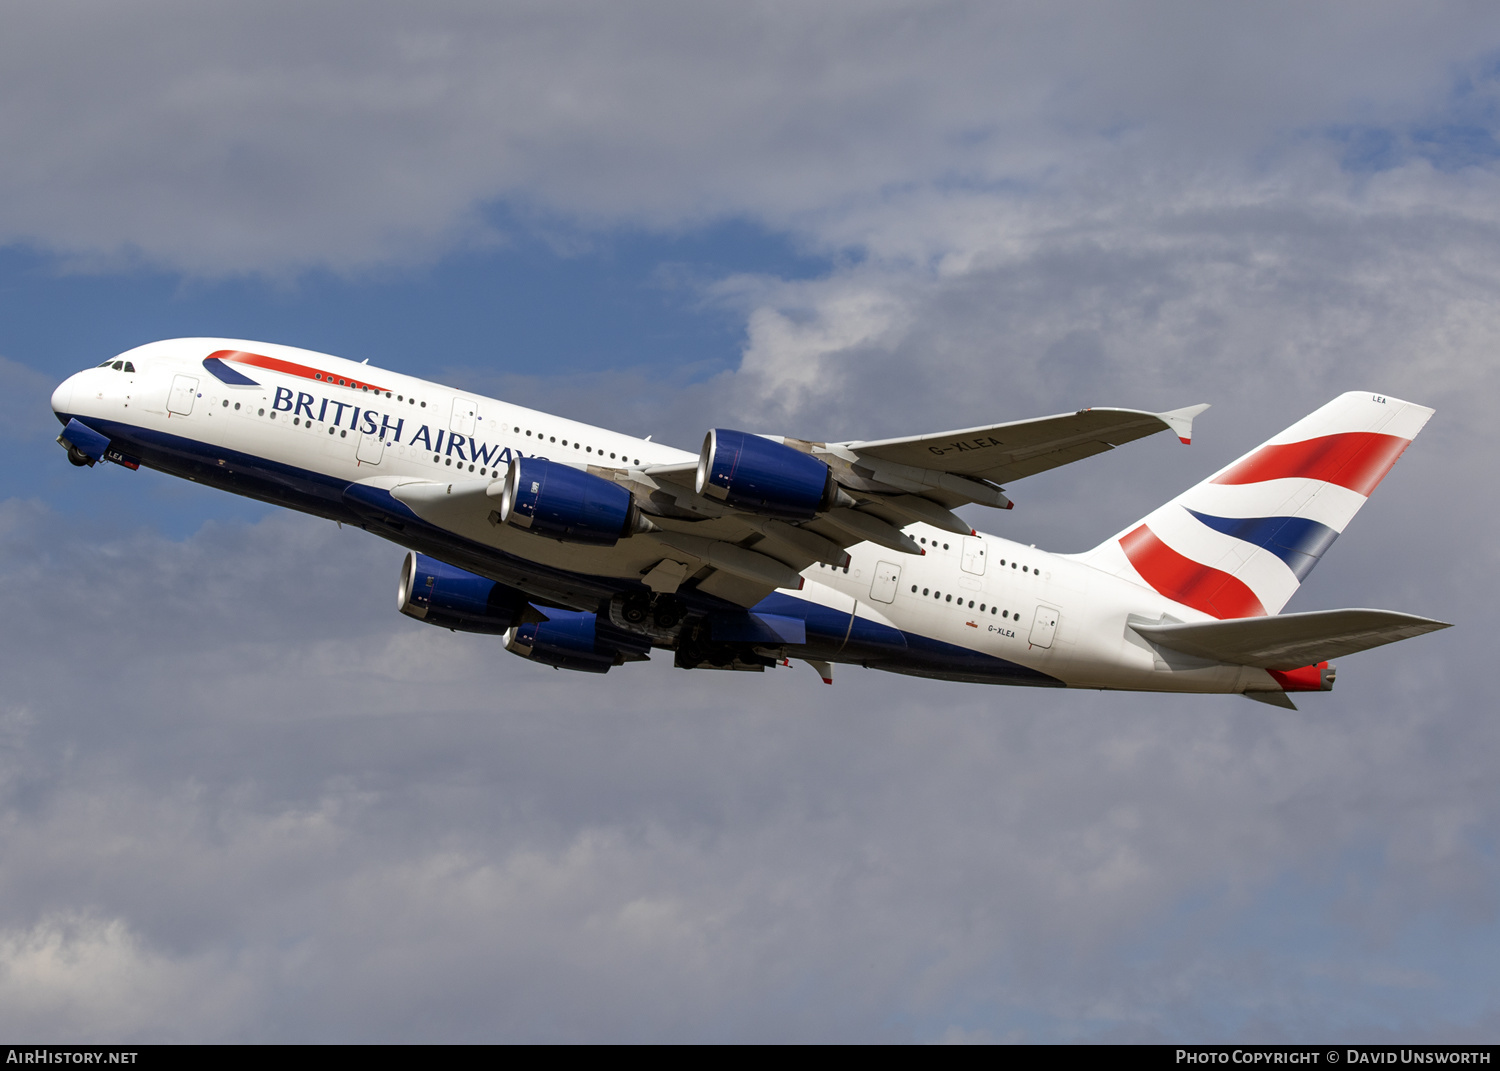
{"left": 498, "top": 457, "right": 648, "bottom": 546}
{"left": 696, "top": 429, "right": 840, "bottom": 520}
{"left": 504, "top": 610, "right": 650, "bottom": 674}
{"left": 398, "top": 551, "right": 533, "bottom": 634}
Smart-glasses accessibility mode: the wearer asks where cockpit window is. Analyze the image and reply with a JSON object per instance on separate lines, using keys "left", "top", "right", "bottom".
{"left": 97, "top": 360, "right": 113, "bottom": 368}
{"left": 112, "top": 361, "right": 124, "bottom": 371}
{"left": 123, "top": 362, "right": 135, "bottom": 373}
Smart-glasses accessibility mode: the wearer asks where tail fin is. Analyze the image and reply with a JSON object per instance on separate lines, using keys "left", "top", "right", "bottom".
{"left": 1079, "top": 392, "right": 1433, "bottom": 617}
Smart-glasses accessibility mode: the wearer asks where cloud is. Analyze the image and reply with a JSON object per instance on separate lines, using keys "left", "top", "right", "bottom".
{"left": 0, "top": 501, "right": 1492, "bottom": 1040}
{"left": 5, "top": 0, "right": 1500, "bottom": 1042}
{"left": 1, "top": 3, "right": 1498, "bottom": 274}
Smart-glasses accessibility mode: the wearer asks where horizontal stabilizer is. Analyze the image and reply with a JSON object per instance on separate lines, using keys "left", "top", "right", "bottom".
{"left": 1133, "top": 609, "right": 1450, "bottom": 670}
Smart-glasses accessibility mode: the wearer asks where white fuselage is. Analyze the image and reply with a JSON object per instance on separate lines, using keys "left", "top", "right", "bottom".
{"left": 51, "top": 338, "right": 1287, "bottom": 695}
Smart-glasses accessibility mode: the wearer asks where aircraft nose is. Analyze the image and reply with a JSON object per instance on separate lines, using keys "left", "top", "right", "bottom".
{"left": 51, "top": 374, "right": 76, "bottom": 424}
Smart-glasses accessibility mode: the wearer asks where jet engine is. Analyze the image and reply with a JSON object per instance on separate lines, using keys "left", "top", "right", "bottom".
{"left": 498, "top": 457, "right": 653, "bottom": 546}
{"left": 504, "top": 610, "right": 651, "bottom": 674}
{"left": 696, "top": 429, "right": 844, "bottom": 520}
{"left": 398, "top": 551, "right": 536, "bottom": 634}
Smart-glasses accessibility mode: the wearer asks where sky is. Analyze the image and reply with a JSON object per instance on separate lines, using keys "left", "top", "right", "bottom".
{"left": 0, "top": 0, "right": 1497, "bottom": 1042}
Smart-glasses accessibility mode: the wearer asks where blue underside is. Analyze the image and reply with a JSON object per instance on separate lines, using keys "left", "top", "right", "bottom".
{"left": 61, "top": 412, "right": 1062, "bottom": 687}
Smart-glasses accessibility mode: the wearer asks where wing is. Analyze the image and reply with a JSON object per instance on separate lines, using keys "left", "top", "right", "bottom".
{"left": 350, "top": 402, "right": 1209, "bottom": 610}
{"left": 625, "top": 404, "right": 1208, "bottom": 606}
{"left": 838, "top": 404, "right": 1211, "bottom": 489}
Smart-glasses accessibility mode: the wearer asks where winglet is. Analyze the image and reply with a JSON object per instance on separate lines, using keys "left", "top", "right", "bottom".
{"left": 1159, "top": 403, "right": 1211, "bottom": 445}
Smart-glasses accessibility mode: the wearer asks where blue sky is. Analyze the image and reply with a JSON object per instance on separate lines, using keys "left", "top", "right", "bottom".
{"left": 2, "top": 2, "right": 1498, "bottom": 1043}
{"left": 3, "top": 221, "right": 830, "bottom": 533}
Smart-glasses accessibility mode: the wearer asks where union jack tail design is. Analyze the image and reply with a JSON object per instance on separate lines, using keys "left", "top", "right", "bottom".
{"left": 1080, "top": 392, "right": 1433, "bottom": 618}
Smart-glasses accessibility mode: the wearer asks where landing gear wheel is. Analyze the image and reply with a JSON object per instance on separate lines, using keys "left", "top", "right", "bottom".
{"left": 621, "top": 595, "right": 651, "bottom": 625}
{"left": 65, "top": 445, "right": 95, "bottom": 468}
{"left": 652, "top": 598, "right": 682, "bottom": 630}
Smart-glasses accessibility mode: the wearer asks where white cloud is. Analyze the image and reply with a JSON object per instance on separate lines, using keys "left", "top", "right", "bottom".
{"left": 0, "top": 501, "right": 1491, "bottom": 1039}
{"left": 0, "top": 913, "right": 251, "bottom": 1041}
{"left": 1, "top": 2, "right": 1497, "bottom": 273}
{"left": 5, "top": 0, "right": 1500, "bottom": 1041}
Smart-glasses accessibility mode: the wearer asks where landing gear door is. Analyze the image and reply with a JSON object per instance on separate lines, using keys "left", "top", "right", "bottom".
{"left": 869, "top": 560, "right": 901, "bottom": 604}
{"left": 356, "top": 432, "right": 385, "bottom": 466}
{"left": 168, "top": 375, "right": 198, "bottom": 416}
{"left": 1029, "top": 605, "right": 1059, "bottom": 649}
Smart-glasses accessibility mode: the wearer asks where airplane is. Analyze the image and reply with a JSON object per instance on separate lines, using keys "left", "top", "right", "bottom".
{"left": 49, "top": 338, "right": 1449, "bottom": 706}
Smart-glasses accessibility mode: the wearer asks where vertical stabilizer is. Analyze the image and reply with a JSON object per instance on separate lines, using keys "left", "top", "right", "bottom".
{"left": 1078, "top": 392, "right": 1433, "bottom": 618}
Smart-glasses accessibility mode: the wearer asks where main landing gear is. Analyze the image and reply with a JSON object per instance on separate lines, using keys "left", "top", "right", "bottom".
{"left": 618, "top": 592, "right": 683, "bottom": 631}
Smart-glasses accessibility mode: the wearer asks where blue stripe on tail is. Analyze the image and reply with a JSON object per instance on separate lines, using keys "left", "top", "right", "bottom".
{"left": 1186, "top": 509, "right": 1339, "bottom": 581}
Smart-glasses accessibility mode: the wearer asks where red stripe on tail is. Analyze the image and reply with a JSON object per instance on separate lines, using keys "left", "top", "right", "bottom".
{"left": 1119, "top": 525, "right": 1266, "bottom": 619}
{"left": 1212, "top": 432, "right": 1409, "bottom": 496}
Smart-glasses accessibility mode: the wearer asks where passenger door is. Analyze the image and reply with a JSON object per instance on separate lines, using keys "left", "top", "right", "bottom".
{"left": 450, "top": 397, "right": 477, "bottom": 438}
{"left": 167, "top": 375, "right": 198, "bottom": 416}
{"left": 356, "top": 432, "right": 385, "bottom": 466}
{"left": 961, "top": 536, "right": 987, "bottom": 575}
{"left": 1029, "top": 605, "right": 1059, "bottom": 649}
{"left": 869, "top": 560, "right": 902, "bottom": 604}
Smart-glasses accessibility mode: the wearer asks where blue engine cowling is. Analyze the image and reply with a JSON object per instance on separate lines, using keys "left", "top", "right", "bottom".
{"left": 398, "top": 551, "right": 533, "bottom": 634}
{"left": 505, "top": 610, "right": 651, "bottom": 674}
{"left": 499, "top": 456, "right": 645, "bottom": 546}
{"left": 695, "top": 429, "right": 838, "bottom": 520}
